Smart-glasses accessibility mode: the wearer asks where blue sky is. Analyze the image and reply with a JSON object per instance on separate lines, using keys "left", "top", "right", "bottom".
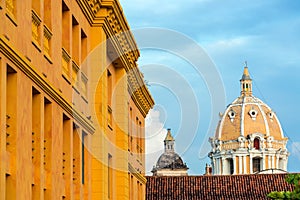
{"left": 119, "top": 0, "right": 300, "bottom": 174}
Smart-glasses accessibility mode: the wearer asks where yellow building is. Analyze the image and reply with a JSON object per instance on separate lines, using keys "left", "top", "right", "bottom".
{"left": 0, "top": 0, "right": 153, "bottom": 199}
{"left": 208, "top": 66, "right": 289, "bottom": 175}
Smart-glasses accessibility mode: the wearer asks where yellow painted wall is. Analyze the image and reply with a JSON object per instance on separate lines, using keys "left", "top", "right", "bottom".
{"left": 0, "top": 0, "right": 153, "bottom": 200}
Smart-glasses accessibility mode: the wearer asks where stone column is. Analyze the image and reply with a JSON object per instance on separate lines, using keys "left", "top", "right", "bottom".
{"left": 222, "top": 158, "right": 226, "bottom": 175}
{"left": 262, "top": 153, "right": 266, "bottom": 170}
{"left": 217, "top": 158, "right": 220, "bottom": 175}
{"left": 212, "top": 158, "right": 216, "bottom": 175}
{"left": 243, "top": 156, "right": 247, "bottom": 174}
{"left": 284, "top": 157, "right": 288, "bottom": 171}
{"left": 239, "top": 156, "right": 242, "bottom": 174}
{"left": 250, "top": 155, "right": 253, "bottom": 174}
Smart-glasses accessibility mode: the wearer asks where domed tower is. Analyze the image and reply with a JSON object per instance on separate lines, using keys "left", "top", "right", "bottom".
{"left": 208, "top": 66, "right": 289, "bottom": 175}
{"left": 152, "top": 129, "right": 188, "bottom": 176}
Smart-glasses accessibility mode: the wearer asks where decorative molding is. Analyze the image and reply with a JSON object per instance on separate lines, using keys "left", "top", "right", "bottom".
{"left": 32, "top": 10, "right": 41, "bottom": 45}
{"left": 43, "top": 24, "right": 52, "bottom": 57}
{"left": 128, "top": 163, "right": 147, "bottom": 184}
{"left": 76, "top": 0, "right": 154, "bottom": 117}
{"left": 248, "top": 108, "right": 258, "bottom": 120}
{"left": 87, "top": 0, "right": 101, "bottom": 14}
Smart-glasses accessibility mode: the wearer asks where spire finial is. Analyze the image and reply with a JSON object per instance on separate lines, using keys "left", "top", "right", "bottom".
{"left": 165, "top": 128, "right": 174, "bottom": 141}
{"left": 245, "top": 61, "right": 248, "bottom": 67}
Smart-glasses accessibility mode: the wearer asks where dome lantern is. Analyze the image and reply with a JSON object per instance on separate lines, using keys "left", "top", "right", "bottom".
{"left": 240, "top": 65, "right": 253, "bottom": 96}
{"left": 164, "top": 128, "right": 175, "bottom": 153}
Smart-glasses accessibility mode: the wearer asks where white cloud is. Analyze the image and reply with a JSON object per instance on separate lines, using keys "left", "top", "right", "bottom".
{"left": 291, "top": 142, "right": 300, "bottom": 160}
{"left": 204, "top": 36, "right": 252, "bottom": 51}
{"left": 145, "top": 109, "right": 167, "bottom": 175}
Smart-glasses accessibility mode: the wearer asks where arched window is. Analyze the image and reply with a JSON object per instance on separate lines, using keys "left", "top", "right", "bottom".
{"left": 254, "top": 138, "right": 260, "bottom": 150}
{"left": 253, "top": 157, "right": 261, "bottom": 173}
{"left": 228, "top": 158, "right": 234, "bottom": 175}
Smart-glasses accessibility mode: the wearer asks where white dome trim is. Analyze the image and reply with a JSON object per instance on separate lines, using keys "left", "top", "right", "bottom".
{"left": 240, "top": 96, "right": 246, "bottom": 136}
{"left": 253, "top": 96, "right": 270, "bottom": 136}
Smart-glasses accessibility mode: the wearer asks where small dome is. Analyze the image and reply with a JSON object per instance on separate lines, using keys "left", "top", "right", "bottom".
{"left": 152, "top": 129, "right": 189, "bottom": 176}
{"left": 155, "top": 152, "right": 187, "bottom": 169}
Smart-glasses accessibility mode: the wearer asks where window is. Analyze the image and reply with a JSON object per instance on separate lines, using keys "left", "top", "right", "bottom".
{"left": 107, "top": 70, "right": 112, "bottom": 106}
{"left": 81, "top": 29, "right": 87, "bottom": 63}
{"left": 62, "top": 1, "right": 70, "bottom": 52}
{"left": 254, "top": 138, "right": 260, "bottom": 150}
{"left": 253, "top": 157, "right": 261, "bottom": 173}
{"left": 62, "top": 114, "right": 70, "bottom": 179}
{"left": 228, "top": 158, "right": 234, "bottom": 175}
{"left": 72, "top": 15, "right": 79, "bottom": 64}
{"left": 108, "top": 154, "right": 113, "bottom": 199}
{"left": 43, "top": 0, "right": 52, "bottom": 58}
{"left": 44, "top": 0, "right": 51, "bottom": 27}
{"left": 5, "top": 65, "right": 17, "bottom": 199}
{"left": 6, "top": 65, "right": 17, "bottom": 153}
{"left": 31, "top": 87, "right": 41, "bottom": 191}
{"left": 81, "top": 131, "right": 87, "bottom": 184}
{"left": 128, "top": 107, "right": 133, "bottom": 151}
{"left": 72, "top": 123, "right": 80, "bottom": 183}
{"left": 44, "top": 98, "right": 52, "bottom": 171}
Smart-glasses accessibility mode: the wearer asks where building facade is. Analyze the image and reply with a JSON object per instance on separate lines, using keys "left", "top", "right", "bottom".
{"left": 208, "top": 66, "right": 289, "bottom": 175}
{"left": 151, "top": 129, "right": 188, "bottom": 176}
{"left": 0, "top": 0, "right": 153, "bottom": 199}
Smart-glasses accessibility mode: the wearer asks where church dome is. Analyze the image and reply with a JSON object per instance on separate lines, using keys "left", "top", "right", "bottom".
{"left": 216, "top": 95, "right": 284, "bottom": 141}
{"left": 215, "top": 67, "right": 284, "bottom": 141}
{"left": 209, "top": 66, "right": 289, "bottom": 175}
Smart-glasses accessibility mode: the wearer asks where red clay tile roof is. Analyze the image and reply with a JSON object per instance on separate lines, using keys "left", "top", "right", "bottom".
{"left": 146, "top": 174, "right": 296, "bottom": 200}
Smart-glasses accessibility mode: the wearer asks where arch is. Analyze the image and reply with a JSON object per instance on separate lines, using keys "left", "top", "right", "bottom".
{"left": 254, "top": 138, "right": 260, "bottom": 150}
